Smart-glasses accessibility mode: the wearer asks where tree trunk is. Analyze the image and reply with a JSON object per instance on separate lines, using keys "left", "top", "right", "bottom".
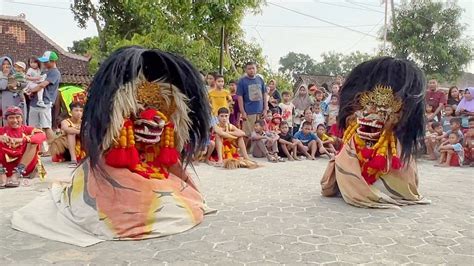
{"left": 87, "top": 0, "right": 106, "bottom": 53}
{"left": 224, "top": 34, "right": 238, "bottom": 73}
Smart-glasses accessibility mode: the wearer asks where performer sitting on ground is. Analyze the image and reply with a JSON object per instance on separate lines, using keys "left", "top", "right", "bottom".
{"left": 12, "top": 47, "right": 215, "bottom": 247}
{"left": 49, "top": 102, "right": 85, "bottom": 167}
{"left": 0, "top": 106, "right": 46, "bottom": 188}
{"left": 316, "top": 124, "right": 337, "bottom": 155}
{"left": 212, "top": 107, "right": 256, "bottom": 169}
{"left": 277, "top": 121, "right": 304, "bottom": 161}
{"left": 436, "top": 132, "right": 464, "bottom": 167}
{"left": 321, "top": 57, "right": 431, "bottom": 208}
{"left": 251, "top": 119, "right": 282, "bottom": 162}
{"left": 294, "top": 121, "right": 332, "bottom": 160}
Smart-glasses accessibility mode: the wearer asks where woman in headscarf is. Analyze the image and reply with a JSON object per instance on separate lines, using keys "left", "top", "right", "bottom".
{"left": 447, "top": 86, "right": 461, "bottom": 108}
{"left": 267, "top": 79, "right": 281, "bottom": 113}
{"left": 0, "top": 56, "right": 25, "bottom": 126}
{"left": 455, "top": 87, "right": 474, "bottom": 128}
{"left": 292, "top": 85, "right": 313, "bottom": 134}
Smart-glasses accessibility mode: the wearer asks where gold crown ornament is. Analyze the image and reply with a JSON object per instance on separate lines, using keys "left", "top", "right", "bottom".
{"left": 136, "top": 80, "right": 176, "bottom": 118}
{"left": 359, "top": 85, "right": 402, "bottom": 112}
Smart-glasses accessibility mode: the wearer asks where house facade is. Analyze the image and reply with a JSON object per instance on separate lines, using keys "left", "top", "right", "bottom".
{"left": 0, "top": 14, "right": 92, "bottom": 87}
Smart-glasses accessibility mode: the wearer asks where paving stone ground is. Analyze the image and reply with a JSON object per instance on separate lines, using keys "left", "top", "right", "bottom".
{"left": 0, "top": 157, "right": 472, "bottom": 265}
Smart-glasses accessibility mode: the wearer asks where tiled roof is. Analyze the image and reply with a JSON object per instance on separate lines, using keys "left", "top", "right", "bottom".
{"left": 0, "top": 14, "right": 91, "bottom": 84}
{"left": 61, "top": 74, "right": 93, "bottom": 85}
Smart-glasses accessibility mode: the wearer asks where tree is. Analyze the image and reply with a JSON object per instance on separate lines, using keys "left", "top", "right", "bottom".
{"left": 278, "top": 52, "right": 316, "bottom": 79}
{"left": 279, "top": 51, "right": 373, "bottom": 77}
{"left": 313, "top": 52, "right": 344, "bottom": 76}
{"left": 387, "top": 0, "right": 473, "bottom": 82}
{"left": 341, "top": 51, "right": 373, "bottom": 74}
{"left": 70, "top": 0, "right": 266, "bottom": 77}
{"left": 68, "top": 37, "right": 96, "bottom": 55}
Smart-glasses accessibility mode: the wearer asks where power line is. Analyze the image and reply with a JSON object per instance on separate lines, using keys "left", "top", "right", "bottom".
{"left": 316, "top": 0, "right": 384, "bottom": 14}
{"left": 345, "top": 0, "right": 385, "bottom": 14}
{"left": 344, "top": 17, "right": 384, "bottom": 53}
{"left": 268, "top": 2, "right": 379, "bottom": 38}
{"left": 242, "top": 24, "right": 380, "bottom": 29}
{"left": 5, "top": 0, "right": 69, "bottom": 10}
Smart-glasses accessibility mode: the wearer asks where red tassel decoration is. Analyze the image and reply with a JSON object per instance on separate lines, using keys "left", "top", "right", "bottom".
{"left": 368, "top": 154, "right": 387, "bottom": 170}
{"left": 361, "top": 147, "right": 373, "bottom": 159}
{"left": 127, "top": 147, "right": 140, "bottom": 168}
{"left": 157, "top": 147, "right": 179, "bottom": 166}
{"left": 105, "top": 148, "right": 130, "bottom": 168}
{"left": 391, "top": 156, "right": 402, "bottom": 170}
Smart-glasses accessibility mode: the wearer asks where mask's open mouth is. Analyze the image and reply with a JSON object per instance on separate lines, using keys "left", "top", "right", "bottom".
{"left": 357, "top": 118, "right": 384, "bottom": 140}
{"left": 134, "top": 118, "right": 165, "bottom": 144}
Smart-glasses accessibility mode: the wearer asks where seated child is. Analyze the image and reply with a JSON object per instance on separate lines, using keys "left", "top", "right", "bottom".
{"left": 441, "top": 105, "right": 455, "bottom": 132}
{"left": 251, "top": 119, "right": 281, "bottom": 162}
{"left": 213, "top": 107, "right": 254, "bottom": 168}
{"left": 49, "top": 102, "right": 85, "bottom": 167}
{"left": 300, "top": 108, "right": 317, "bottom": 132}
{"left": 269, "top": 113, "right": 282, "bottom": 134}
{"left": 443, "top": 117, "right": 464, "bottom": 144}
{"left": 436, "top": 132, "right": 464, "bottom": 167}
{"left": 463, "top": 117, "right": 474, "bottom": 166}
{"left": 424, "top": 122, "right": 444, "bottom": 160}
{"left": 277, "top": 121, "right": 304, "bottom": 161}
{"left": 198, "top": 116, "right": 217, "bottom": 165}
{"left": 313, "top": 105, "right": 325, "bottom": 128}
{"left": 294, "top": 121, "right": 332, "bottom": 160}
{"left": 425, "top": 104, "right": 438, "bottom": 123}
{"left": 316, "top": 124, "right": 337, "bottom": 155}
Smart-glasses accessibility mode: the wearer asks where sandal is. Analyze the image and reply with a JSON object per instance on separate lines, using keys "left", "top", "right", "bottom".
{"left": 266, "top": 154, "right": 278, "bottom": 163}
{"left": 0, "top": 167, "right": 7, "bottom": 188}
{"left": 68, "top": 162, "right": 79, "bottom": 168}
{"left": 277, "top": 156, "right": 285, "bottom": 162}
{"left": 5, "top": 176, "right": 20, "bottom": 188}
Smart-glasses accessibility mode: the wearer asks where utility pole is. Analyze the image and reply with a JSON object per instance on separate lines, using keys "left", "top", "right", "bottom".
{"left": 219, "top": 25, "right": 225, "bottom": 75}
{"left": 383, "top": 0, "right": 388, "bottom": 54}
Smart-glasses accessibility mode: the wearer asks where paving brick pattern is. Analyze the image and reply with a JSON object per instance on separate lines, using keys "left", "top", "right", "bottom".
{"left": 0, "top": 158, "right": 472, "bottom": 265}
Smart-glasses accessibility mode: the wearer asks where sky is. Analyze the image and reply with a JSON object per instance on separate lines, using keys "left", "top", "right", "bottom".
{"left": 1, "top": 0, "right": 473, "bottom": 72}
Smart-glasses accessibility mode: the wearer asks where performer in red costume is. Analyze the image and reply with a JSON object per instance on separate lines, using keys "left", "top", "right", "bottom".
{"left": 0, "top": 106, "right": 46, "bottom": 188}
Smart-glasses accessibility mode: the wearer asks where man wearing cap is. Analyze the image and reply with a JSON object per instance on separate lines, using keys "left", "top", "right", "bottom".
{"left": 0, "top": 106, "right": 46, "bottom": 188}
{"left": 24, "top": 51, "right": 61, "bottom": 148}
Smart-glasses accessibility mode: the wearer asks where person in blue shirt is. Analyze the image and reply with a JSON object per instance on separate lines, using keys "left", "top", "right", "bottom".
{"left": 237, "top": 62, "right": 268, "bottom": 140}
{"left": 294, "top": 121, "right": 332, "bottom": 160}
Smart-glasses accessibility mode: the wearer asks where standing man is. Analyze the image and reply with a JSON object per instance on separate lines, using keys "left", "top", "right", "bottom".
{"left": 425, "top": 78, "right": 446, "bottom": 121}
{"left": 237, "top": 62, "right": 268, "bottom": 143}
{"left": 25, "top": 51, "right": 61, "bottom": 151}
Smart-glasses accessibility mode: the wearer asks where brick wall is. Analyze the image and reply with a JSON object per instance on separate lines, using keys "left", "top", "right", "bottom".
{"left": 0, "top": 18, "right": 89, "bottom": 76}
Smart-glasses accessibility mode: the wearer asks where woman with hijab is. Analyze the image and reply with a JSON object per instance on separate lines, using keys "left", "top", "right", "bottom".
{"left": 267, "top": 79, "right": 281, "bottom": 113}
{"left": 447, "top": 86, "right": 461, "bottom": 108}
{"left": 455, "top": 87, "right": 474, "bottom": 128}
{"left": 0, "top": 56, "right": 25, "bottom": 126}
{"left": 292, "top": 85, "right": 313, "bottom": 134}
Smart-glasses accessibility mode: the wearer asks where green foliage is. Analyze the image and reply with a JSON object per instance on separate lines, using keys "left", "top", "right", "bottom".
{"left": 70, "top": 0, "right": 266, "bottom": 78}
{"left": 279, "top": 51, "right": 373, "bottom": 78}
{"left": 387, "top": 0, "right": 473, "bottom": 82}
{"left": 68, "top": 37, "right": 95, "bottom": 55}
{"left": 278, "top": 52, "right": 316, "bottom": 79}
{"left": 265, "top": 71, "right": 293, "bottom": 92}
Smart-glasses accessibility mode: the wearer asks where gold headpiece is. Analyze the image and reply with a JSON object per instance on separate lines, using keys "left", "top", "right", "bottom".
{"left": 137, "top": 80, "right": 176, "bottom": 118}
{"left": 359, "top": 85, "right": 402, "bottom": 112}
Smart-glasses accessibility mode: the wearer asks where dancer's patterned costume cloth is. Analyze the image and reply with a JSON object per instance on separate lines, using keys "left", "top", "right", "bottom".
{"left": 12, "top": 47, "right": 214, "bottom": 246}
{"left": 321, "top": 57, "right": 431, "bottom": 209}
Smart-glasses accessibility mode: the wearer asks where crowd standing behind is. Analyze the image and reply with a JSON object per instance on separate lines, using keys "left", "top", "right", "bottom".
{"left": 200, "top": 68, "right": 473, "bottom": 169}
{"left": 4, "top": 54, "right": 472, "bottom": 170}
